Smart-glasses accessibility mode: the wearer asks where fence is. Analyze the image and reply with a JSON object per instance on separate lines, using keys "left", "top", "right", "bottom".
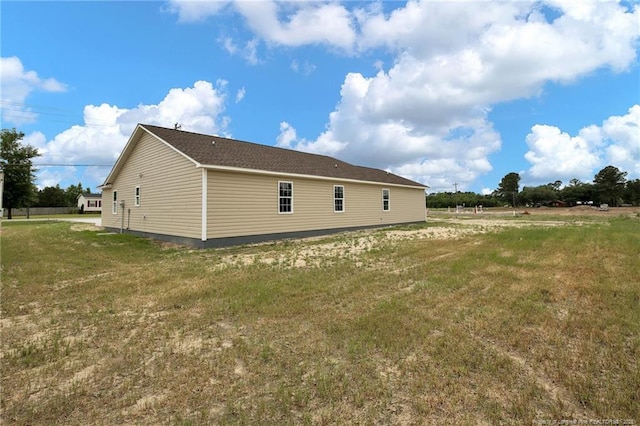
{"left": 2, "top": 207, "right": 78, "bottom": 217}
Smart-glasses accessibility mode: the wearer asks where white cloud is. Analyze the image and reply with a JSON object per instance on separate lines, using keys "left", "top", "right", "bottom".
{"left": 237, "top": 1, "right": 356, "bottom": 48}
{"left": 524, "top": 125, "right": 602, "bottom": 182}
{"left": 36, "top": 167, "right": 78, "bottom": 190}
{"left": 164, "top": 0, "right": 229, "bottom": 23}
{"left": 167, "top": 1, "right": 639, "bottom": 190}
{"left": 278, "top": 67, "right": 501, "bottom": 191}
{"left": 23, "top": 131, "right": 47, "bottom": 153}
{"left": 242, "top": 39, "right": 260, "bottom": 65}
{"left": 275, "top": 1, "right": 639, "bottom": 190}
{"left": 275, "top": 121, "right": 297, "bottom": 149}
{"left": 221, "top": 36, "right": 261, "bottom": 65}
{"left": 0, "top": 56, "right": 67, "bottom": 125}
{"left": 212, "top": 1, "right": 358, "bottom": 62}
{"left": 601, "top": 105, "right": 640, "bottom": 177}
{"left": 170, "top": 0, "right": 356, "bottom": 53}
{"left": 524, "top": 105, "right": 640, "bottom": 183}
{"left": 291, "top": 59, "right": 316, "bottom": 75}
{"left": 235, "top": 87, "right": 246, "bottom": 103}
{"left": 35, "top": 80, "right": 230, "bottom": 186}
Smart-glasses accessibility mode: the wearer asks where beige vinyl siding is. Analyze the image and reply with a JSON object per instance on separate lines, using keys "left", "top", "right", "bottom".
{"left": 207, "top": 169, "right": 425, "bottom": 239}
{"left": 101, "top": 133, "right": 202, "bottom": 239}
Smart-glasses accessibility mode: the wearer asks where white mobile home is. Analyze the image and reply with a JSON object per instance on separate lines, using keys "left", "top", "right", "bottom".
{"left": 77, "top": 193, "right": 102, "bottom": 213}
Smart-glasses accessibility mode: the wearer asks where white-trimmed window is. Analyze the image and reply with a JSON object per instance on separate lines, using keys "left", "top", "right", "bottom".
{"left": 112, "top": 191, "right": 118, "bottom": 214}
{"left": 279, "top": 181, "right": 293, "bottom": 213}
{"left": 134, "top": 186, "right": 141, "bottom": 207}
{"left": 334, "top": 185, "right": 344, "bottom": 212}
{"left": 382, "top": 189, "right": 390, "bottom": 211}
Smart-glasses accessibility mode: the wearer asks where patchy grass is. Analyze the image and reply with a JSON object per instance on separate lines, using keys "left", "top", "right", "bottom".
{"left": 1, "top": 216, "right": 639, "bottom": 424}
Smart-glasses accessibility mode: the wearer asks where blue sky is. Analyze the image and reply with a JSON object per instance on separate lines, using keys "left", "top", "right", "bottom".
{"left": 1, "top": 0, "right": 639, "bottom": 194}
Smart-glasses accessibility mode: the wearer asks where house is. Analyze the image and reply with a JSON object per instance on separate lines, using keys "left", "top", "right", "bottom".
{"left": 77, "top": 193, "right": 102, "bottom": 213}
{"left": 100, "top": 124, "right": 428, "bottom": 247}
{"left": 542, "top": 200, "right": 566, "bottom": 208}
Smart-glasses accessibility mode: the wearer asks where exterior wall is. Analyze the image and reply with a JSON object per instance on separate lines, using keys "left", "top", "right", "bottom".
{"left": 206, "top": 169, "right": 425, "bottom": 239}
{"left": 101, "top": 133, "right": 202, "bottom": 239}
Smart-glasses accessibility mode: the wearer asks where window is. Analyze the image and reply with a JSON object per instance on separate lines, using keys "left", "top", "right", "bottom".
{"left": 279, "top": 181, "right": 293, "bottom": 213}
{"left": 334, "top": 185, "right": 344, "bottom": 212}
{"left": 112, "top": 191, "right": 118, "bottom": 214}
{"left": 382, "top": 189, "right": 390, "bottom": 211}
{"left": 134, "top": 186, "right": 141, "bottom": 207}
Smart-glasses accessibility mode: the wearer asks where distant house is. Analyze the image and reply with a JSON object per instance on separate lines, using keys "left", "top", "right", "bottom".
{"left": 77, "top": 193, "right": 102, "bottom": 213}
{"left": 100, "top": 124, "right": 427, "bottom": 247}
{"left": 543, "top": 200, "right": 566, "bottom": 208}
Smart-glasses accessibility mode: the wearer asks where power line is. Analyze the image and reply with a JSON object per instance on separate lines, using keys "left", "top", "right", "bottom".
{"left": 3, "top": 163, "right": 112, "bottom": 167}
{"left": 0, "top": 100, "right": 117, "bottom": 129}
{"left": 34, "top": 164, "right": 113, "bottom": 167}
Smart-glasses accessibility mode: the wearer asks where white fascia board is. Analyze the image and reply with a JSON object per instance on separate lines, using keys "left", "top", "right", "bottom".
{"left": 197, "top": 164, "right": 427, "bottom": 190}
{"left": 101, "top": 124, "right": 145, "bottom": 186}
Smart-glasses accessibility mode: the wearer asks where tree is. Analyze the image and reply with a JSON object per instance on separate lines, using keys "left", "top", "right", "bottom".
{"left": 497, "top": 172, "right": 521, "bottom": 207}
{"left": 36, "top": 185, "right": 68, "bottom": 207}
{"left": 1, "top": 129, "right": 40, "bottom": 219}
{"left": 560, "top": 180, "right": 595, "bottom": 206}
{"left": 593, "top": 165, "right": 627, "bottom": 207}
{"left": 65, "top": 182, "right": 86, "bottom": 207}
{"left": 624, "top": 179, "right": 640, "bottom": 206}
{"left": 520, "top": 185, "right": 557, "bottom": 206}
{"left": 548, "top": 180, "right": 562, "bottom": 191}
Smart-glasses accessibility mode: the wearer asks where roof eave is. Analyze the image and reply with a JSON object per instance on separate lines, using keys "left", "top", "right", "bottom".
{"left": 197, "top": 163, "right": 427, "bottom": 189}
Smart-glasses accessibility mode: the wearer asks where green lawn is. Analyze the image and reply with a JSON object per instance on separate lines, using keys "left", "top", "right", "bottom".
{"left": 1, "top": 216, "right": 638, "bottom": 424}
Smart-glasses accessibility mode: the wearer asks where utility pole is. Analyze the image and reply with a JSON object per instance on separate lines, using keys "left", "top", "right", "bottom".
{"left": 453, "top": 182, "right": 458, "bottom": 193}
{"left": 0, "top": 170, "right": 3, "bottom": 219}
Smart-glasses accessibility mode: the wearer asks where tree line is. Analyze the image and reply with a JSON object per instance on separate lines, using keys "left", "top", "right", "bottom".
{"left": 33, "top": 183, "right": 94, "bottom": 208}
{"left": 2, "top": 127, "right": 639, "bottom": 219}
{"left": 427, "top": 166, "right": 640, "bottom": 209}
{"left": 1, "top": 128, "right": 96, "bottom": 218}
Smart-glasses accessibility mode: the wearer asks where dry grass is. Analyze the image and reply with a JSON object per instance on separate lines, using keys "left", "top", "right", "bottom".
{"left": 1, "top": 213, "right": 639, "bottom": 425}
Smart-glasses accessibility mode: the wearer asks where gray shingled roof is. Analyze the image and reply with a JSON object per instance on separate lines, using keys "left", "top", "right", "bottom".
{"left": 76, "top": 193, "right": 102, "bottom": 199}
{"left": 141, "top": 124, "right": 425, "bottom": 188}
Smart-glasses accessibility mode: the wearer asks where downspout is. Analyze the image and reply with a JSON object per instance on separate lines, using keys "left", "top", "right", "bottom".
{"left": 120, "top": 200, "right": 125, "bottom": 233}
{"left": 201, "top": 168, "right": 207, "bottom": 242}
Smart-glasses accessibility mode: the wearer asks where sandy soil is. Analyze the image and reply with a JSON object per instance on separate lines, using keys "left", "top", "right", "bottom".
{"left": 211, "top": 208, "right": 622, "bottom": 270}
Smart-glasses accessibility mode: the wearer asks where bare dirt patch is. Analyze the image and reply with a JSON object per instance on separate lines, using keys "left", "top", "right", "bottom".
{"left": 70, "top": 223, "right": 104, "bottom": 232}
{"left": 210, "top": 217, "right": 583, "bottom": 271}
